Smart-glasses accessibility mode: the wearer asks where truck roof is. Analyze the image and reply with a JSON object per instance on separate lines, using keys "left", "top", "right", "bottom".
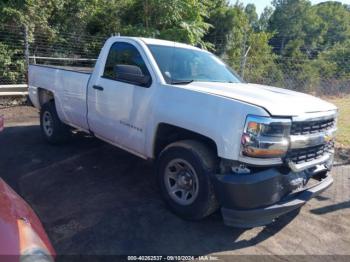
{"left": 113, "top": 36, "right": 203, "bottom": 51}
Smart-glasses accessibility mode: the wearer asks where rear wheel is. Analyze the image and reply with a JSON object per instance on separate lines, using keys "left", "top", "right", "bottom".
{"left": 157, "top": 140, "right": 219, "bottom": 220}
{"left": 40, "top": 101, "right": 71, "bottom": 144}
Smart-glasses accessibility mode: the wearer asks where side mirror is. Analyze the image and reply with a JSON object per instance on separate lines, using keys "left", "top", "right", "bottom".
{"left": 114, "top": 65, "right": 151, "bottom": 87}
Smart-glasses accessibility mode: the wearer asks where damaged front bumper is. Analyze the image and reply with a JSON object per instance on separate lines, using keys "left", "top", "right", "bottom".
{"left": 212, "top": 161, "right": 333, "bottom": 228}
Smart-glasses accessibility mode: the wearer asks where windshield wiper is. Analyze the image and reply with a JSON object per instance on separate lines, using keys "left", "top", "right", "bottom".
{"left": 171, "top": 79, "right": 194, "bottom": 85}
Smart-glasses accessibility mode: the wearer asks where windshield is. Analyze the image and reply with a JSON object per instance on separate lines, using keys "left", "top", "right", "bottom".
{"left": 147, "top": 44, "right": 242, "bottom": 84}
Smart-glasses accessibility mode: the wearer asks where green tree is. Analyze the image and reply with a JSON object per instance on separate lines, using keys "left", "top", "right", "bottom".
{"left": 0, "top": 42, "right": 25, "bottom": 84}
{"left": 245, "top": 32, "right": 283, "bottom": 85}
{"left": 222, "top": 3, "right": 249, "bottom": 71}
{"left": 215, "top": 3, "right": 282, "bottom": 85}
{"left": 0, "top": 0, "right": 57, "bottom": 36}
{"left": 313, "top": 2, "right": 350, "bottom": 50}
{"left": 268, "top": 0, "right": 319, "bottom": 55}
{"left": 245, "top": 3, "right": 259, "bottom": 31}
{"left": 316, "top": 40, "right": 350, "bottom": 94}
{"left": 280, "top": 39, "right": 319, "bottom": 92}
{"left": 258, "top": 7, "right": 273, "bottom": 32}
{"left": 121, "top": 0, "right": 212, "bottom": 48}
{"left": 204, "top": 0, "right": 236, "bottom": 55}
{"left": 268, "top": 0, "right": 350, "bottom": 92}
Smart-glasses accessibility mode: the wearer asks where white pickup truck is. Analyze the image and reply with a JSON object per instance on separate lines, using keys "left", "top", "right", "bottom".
{"left": 29, "top": 36, "right": 337, "bottom": 227}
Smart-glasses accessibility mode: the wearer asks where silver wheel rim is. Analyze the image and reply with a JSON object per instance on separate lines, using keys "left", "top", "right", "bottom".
{"left": 164, "top": 159, "right": 199, "bottom": 206}
{"left": 43, "top": 111, "right": 53, "bottom": 137}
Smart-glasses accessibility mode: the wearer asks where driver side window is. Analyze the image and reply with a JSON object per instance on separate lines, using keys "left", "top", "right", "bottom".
{"left": 103, "top": 42, "right": 150, "bottom": 82}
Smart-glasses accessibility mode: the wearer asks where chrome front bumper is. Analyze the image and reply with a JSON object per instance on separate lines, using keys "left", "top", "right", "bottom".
{"left": 288, "top": 152, "right": 334, "bottom": 172}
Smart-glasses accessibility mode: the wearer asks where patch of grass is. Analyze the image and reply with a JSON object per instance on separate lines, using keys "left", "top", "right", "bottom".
{"left": 325, "top": 95, "right": 350, "bottom": 149}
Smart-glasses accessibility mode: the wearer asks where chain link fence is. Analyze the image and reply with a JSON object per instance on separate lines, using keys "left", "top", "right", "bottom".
{"left": 0, "top": 25, "right": 26, "bottom": 85}
{"left": 0, "top": 24, "right": 349, "bottom": 96}
{"left": 0, "top": 24, "right": 107, "bottom": 77}
{"left": 28, "top": 31, "right": 106, "bottom": 68}
{"left": 242, "top": 57, "right": 350, "bottom": 96}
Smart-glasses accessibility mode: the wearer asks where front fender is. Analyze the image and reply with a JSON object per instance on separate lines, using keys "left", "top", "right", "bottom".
{"left": 146, "top": 85, "right": 269, "bottom": 160}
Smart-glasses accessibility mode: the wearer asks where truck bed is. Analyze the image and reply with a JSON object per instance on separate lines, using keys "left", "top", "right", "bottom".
{"left": 28, "top": 63, "right": 92, "bottom": 131}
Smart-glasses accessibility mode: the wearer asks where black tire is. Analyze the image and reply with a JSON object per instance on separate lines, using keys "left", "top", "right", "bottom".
{"left": 157, "top": 140, "right": 219, "bottom": 220}
{"left": 40, "top": 101, "right": 71, "bottom": 144}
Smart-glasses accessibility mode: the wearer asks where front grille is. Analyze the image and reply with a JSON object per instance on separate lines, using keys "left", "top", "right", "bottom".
{"left": 291, "top": 118, "right": 335, "bottom": 135}
{"left": 286, "top": 140, "right": 334, "bottom": 164}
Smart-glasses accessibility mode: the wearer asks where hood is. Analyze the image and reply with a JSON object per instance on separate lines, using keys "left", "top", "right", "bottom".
{"left": 181, "top": 82, "right": 337, "bottom": 116}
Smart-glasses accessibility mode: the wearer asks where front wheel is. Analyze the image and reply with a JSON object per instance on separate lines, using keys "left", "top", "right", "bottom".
{"left": 40, "top": 101, "right": 71, "bottom": 144}
{"left": 157, "top": 140, "right": 219, "bottom": 220}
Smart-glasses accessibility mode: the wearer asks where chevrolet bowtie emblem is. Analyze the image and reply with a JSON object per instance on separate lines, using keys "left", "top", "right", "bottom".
{"left": 324, "top": 133, "right": 333, "bottom": 143}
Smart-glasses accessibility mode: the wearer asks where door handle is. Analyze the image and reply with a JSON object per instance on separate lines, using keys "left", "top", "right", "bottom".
{"left": 93, "top": 85, "right": 104, "bottom": 91}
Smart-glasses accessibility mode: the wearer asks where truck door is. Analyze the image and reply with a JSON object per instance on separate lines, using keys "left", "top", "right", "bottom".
{"left": 87, "top": 41, "right": 153, "bottom": 156}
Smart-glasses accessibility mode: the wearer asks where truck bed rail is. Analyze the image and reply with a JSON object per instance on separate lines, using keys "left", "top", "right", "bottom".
{"left": 29, "top": 64, "right": 93, "bottom": 74}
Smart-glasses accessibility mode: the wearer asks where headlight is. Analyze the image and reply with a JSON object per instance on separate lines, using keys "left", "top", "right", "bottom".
{"left": 241, "top": 115, "right": 291, "bottom": 159}
{"left": 18, "top": 218, "right": 55, "bottom": 262}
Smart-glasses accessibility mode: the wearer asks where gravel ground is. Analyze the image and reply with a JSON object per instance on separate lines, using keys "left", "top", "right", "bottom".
{"left": 0, "top": 106, "right": 349, "bottom": 259}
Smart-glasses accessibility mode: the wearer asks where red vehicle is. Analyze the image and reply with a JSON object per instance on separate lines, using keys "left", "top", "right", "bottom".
{"left": 0, "top": 178, "right": 55, "bottom": 262}
{"left": 0, "top": 115, "right": 3, "bottom": 132}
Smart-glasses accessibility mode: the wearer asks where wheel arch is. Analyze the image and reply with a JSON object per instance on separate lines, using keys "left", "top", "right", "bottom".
{"left": 37, "top": 88, "right": 55, "bottom": 108}
{"left": 153, "top": 123, "right": 218, "bottom": 159}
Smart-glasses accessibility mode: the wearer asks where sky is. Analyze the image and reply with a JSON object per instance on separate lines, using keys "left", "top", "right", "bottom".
{"left": 231, "top": 0, "right": 350, "bottom": 15}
